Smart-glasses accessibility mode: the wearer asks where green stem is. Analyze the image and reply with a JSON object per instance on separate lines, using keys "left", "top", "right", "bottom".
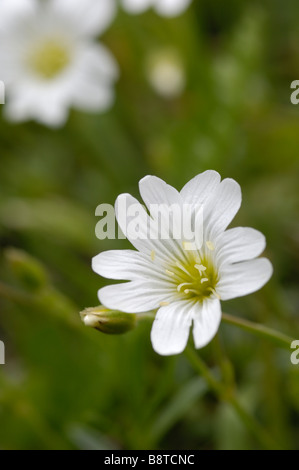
{"left": 222, "top": 313, "right": 293, "bottom": 350}
{"left": 185, "top": 346, "right": 281, "bottom": 450}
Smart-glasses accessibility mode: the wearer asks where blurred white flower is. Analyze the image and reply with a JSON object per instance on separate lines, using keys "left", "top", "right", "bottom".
{"left": 0, "top": 0, "right": 118, "bottom": 127}
{"left": 121, "top": 0, "right": 192, "bottom": 17}
{"left": 147, "top": 49, "right": 186, "bottom": 98}
{"left": 93, "top": 171, "right": 273, "bottom": 356}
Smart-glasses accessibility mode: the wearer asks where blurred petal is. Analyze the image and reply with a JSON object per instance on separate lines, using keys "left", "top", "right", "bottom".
{"left": 122, "top": 0, "right": 153, "bottom": 14}
{"left": 5, "top": 82, "right": 69, "bottom": 127}
{"left": 71, "top": 44, "right": 118, "bottom": 111}
{"left": 155, "top": 0, "right": 192, "bottom": 17}
{"left": 49, "top": 0, "right": 116, "bottom": 36}
{"left": 0, "top": 0, "right": 37, "bottom": 31}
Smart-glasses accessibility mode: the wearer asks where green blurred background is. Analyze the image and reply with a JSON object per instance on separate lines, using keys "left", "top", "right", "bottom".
{"left": 0, "top": 0, "right": 299, "bottom": 450}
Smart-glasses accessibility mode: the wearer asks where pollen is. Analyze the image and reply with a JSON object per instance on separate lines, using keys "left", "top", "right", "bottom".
{"left": 151, "top": 250, "right": 156, "bottom": 261}
{"left": 182, "top": 241, "right": 196, "bottom": 251}
{"left": 206, "top": 240, "right": 215, "bottom": 251}
{"left": 165, "top": 269, "right": 175, "bottom": 276}
{"left": 159, "top": 301, "right": 169, "bottom": 306}
{"left": 194, "top": 264, "right": 207, "bottom": 275}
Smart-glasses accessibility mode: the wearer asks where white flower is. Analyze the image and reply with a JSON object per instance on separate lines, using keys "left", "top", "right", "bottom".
{"left": 92, "top": 171, "right": 273, "bottom": 356}
{"left": 147, "top": 49, "right": 186, "bottom": 98}
{"left": 121, "top": 0, "right": 192, "bottom": 17}
{"left": 0, "top": 0, "right": 118, "bottom": 127}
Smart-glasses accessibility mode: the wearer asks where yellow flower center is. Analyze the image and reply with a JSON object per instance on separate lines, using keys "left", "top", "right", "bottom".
{"left": 164, "top": 252, "right": 220, "bottom": 303}
{"left": 28, "top": 39, "right": 70, "bottom": 79}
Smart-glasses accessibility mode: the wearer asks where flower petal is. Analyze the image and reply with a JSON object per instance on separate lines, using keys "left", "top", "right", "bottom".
{"left": 155, "top": 0, "right": 192, "bottom": 17}
{"left": 50, "top": 0, "right": 116, "bottom": 36}
{"left": 180, "top": 170, "right": 221, "bottom": 206}
{"left": 192, "top": 299, "right": 222, "bottom": 349}
{"left": 215, "top": 227, "right": 266, "bottom": 266}
{"left": 92, "top": 249, "right": 172, "bottom": 282}
{"left": 98, "top": 280, "right": 174, "bottom": 313}
{"left": 0, "top": 0, "right": 37, "bottom": 32}
{"left": 150, "top": 300, "right": 194, "bottom": 355}
{"left": 139, "top": 175, "right": 181, "bottom": 208}
{"left": 71, "top": 43, "right": 118, "bottom": 112}
{"left": 5, "top": 81, "right": 69, "bottom": 127}
{"left": 217, "top": 258, "right": 273, "bottom": 300}
{"left": 115, "top": 193, "right": 184, "bottom": 264}
{"left": 204, "top": 178, "right": 242, "bottom": 239}
{"left": 139, "top": 175, "right": 188, "bottom": 259}
{"left": 121, "top": 0, "right": 153, "bottom": 14}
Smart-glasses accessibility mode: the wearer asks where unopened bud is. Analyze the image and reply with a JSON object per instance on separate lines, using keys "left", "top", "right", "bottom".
{"left": 80, "top": 306, "right": 136, "bottom": 335}
{"left": 5, "top": 247, "right": 48, "bottom": 291}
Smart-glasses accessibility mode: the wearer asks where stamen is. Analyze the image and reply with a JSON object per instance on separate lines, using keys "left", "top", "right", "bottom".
{"left": 184, "top": 289, "right": 190, "bottom": 294}
{"left": 194, "top": 264, "right": 207, "bottom": 276}
{"left": 206, "top": 240, "right": 215, "bottom": 251}
{"left": 207, "top": 287, "right": 221, "bottom": 299}
{"left": 177, "top": 282, "right": 192, "bottom": 292}
{"left": 176, "top": 261, "right": 192, "bottom": 276}
{"left": 201, "top": 278, "right": 209, "bottom": 284}
{"left": 165, "top": 269, "right": 175, "bottom": 276}
{"left": 151, "top": 250, "right": 156, "bottom": 261}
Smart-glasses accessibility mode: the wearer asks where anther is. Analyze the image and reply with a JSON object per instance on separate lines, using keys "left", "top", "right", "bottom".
{"left": 206, "top": 241, "right": 215, "bottom": 251}
{"left": 194, "top": 264, "right": 207, "bottom": 275}
{"left": 182, "top": 241, "right": 196, "bottom": 251}
{"left": 165, "top": 269, "right": 175, "bottom": 276}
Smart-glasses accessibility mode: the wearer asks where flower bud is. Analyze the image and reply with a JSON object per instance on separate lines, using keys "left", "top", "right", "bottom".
{"left": 80, "top": 306, "right": 136, "bottom": 335}
{"left": 5, "top": 247, "right": 48, "bottom": 291}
